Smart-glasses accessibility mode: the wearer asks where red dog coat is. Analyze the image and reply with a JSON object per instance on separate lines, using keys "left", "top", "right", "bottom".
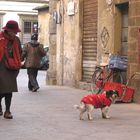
{"left": 81, "top": 93, "right": 111, "bottom": 108}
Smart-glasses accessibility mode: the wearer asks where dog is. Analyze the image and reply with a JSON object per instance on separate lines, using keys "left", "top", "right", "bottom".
{"left": 74, "top": 90, "right": 119, "bottom": 120}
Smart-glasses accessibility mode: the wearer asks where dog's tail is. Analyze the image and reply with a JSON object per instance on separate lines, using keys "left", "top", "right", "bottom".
{"left": 73, "top": 104, "right": 80, "bottom": 109}
{"left": 73, "top": 102, "right": 86, "bottom": 110}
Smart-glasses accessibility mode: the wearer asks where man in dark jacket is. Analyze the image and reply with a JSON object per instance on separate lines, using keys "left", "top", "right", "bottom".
{"left": 21, "top": 33, "right": 46, "bottom": 92}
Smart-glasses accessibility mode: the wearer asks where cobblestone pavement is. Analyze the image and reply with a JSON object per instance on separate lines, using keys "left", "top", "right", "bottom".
{"left": 0, "top": 70, "right": 140, "bottom": 140}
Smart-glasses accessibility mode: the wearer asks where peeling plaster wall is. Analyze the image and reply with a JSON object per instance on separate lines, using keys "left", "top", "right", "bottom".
{"left": 56, "top": 0, "right": 82, "bottom": 86}
{"left": 48, "top": 0, "right": 82, "bottom": 87}
{"left": 97, "top": 0, "right": 115, "bottom": 65}
{"left": 38, "top": 10, "right": 50, "bottom": 46}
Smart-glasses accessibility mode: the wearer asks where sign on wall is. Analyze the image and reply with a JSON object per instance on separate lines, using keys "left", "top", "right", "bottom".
{"left": 67, "top": 1, "right": 75, "bottom": 16}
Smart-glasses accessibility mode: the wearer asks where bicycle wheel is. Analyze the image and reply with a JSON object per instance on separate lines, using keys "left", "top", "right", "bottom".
{"left": 108, "top": 70, "right": 124, "bottom": 84}
{"left": 91, "top": 68, "right": 103, "bottom": 93}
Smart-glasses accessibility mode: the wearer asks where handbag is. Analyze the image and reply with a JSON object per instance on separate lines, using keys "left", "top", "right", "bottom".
{"left": 4, "top": 48, "right": 21, "bottom": 70}
{"left": 5, "top": 57, "right": 21, "bottom": 70}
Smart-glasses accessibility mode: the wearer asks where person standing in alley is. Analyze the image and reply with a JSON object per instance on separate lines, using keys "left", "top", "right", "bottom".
{"left": 0, "top": 20, "right": 22, "bottom": 119}
{"left": 21, "top": 33, "right": 46, "bottom": 92}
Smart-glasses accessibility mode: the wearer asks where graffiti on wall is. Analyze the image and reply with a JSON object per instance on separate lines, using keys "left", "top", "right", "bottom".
{"left": 101, "top": 27, "right": 110, "bottom": 52}
{"left": 63, "top": 54, "right": 75, "bottom": 84}
{"left": 106, "top": 0, "right": 113, "bottom": 5}
{"left": 62, "top": 41, "right": 82, "bottom": 85}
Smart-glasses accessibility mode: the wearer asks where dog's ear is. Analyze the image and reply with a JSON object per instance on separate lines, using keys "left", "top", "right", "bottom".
{"left": 113, "top": 90, "right": 119, "bottom": 97}
{"left": 106, "top": 90, "right": 112, "bottom": 98}
{"left": 106, "top": 90, "right": 118, "bottom": 98}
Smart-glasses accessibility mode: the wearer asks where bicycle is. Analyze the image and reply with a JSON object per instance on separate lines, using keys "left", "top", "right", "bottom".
{"left": 91, "top": 64, "right": 124, "bottom": 94}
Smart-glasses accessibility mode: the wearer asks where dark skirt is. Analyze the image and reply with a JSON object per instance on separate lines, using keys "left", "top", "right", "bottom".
{"left": 0, "top": 60, "right": 19, "bottom": 93}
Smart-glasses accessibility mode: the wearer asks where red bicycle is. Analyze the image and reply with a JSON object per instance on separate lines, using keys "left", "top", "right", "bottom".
{"left": 91, "top": 64, "right": 124, "bottom": 93}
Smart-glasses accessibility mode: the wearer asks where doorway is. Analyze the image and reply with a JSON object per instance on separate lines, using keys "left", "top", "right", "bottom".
{"left": 82, "top": 0, "right": 98, "bottom": 82}
{"left": 115, "top": 2, "right": 129, "bottom": 83}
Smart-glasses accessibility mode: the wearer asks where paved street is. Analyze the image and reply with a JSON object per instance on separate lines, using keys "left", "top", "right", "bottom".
{"left": 0, "top": 69, "right": 140, "bottom": 140}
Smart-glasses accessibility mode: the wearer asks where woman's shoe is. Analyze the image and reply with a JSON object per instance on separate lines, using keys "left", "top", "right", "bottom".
{"left": 4, "top": 111, "right": 13, "bottom": 119}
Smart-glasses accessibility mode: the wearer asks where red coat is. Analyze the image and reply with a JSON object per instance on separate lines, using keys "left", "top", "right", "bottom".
{"left": 81, "top": 93, "right": 111, "bottom": 108}
{"left": 0, "top": 32, "right": 22, "bottom": 93}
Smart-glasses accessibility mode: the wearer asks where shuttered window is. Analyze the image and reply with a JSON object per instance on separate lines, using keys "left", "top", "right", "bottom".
{"left": 82, "top": 0, "right": 98, "bottom": 82}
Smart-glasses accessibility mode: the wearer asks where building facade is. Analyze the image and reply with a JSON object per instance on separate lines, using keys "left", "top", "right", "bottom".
{"left": 34, "top": 5, "right": 50, "bottom": 47}
{"left": 0, "top": 0, "right": 48, "bottom": 45}
{"left": 48, "top": 0, "right": 140, "bottom": 103}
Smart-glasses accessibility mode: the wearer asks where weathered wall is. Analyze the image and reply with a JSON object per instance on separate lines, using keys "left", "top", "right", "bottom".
{"left": 97, "top": 0, "right": 115, "bottom": 65}
{"left": 128, "top": 0, "right": 140, "bottom": 103}
{"left": 47, "top": 0, "right": 57, "bottom": 85}
{"left": 38, "top": 9, "right": 50, "bottom": 47}
{"left": 48, "top": 0, "right": 82, "bottom": 87}
{"left": 48, "top": 0, "right": 140, "bottom": 103}
{"left": 56, "top": 0, "right": 82, "bottom": 86}
{"left": 98, "top": 0, "right": 140, "bottom": 103}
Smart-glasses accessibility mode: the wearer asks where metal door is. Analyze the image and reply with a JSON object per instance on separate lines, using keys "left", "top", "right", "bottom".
{"left": 82, "top": 0, "right": 98, "bottom": 82}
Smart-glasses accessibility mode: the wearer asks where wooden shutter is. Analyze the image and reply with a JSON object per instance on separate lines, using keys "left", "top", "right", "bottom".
{"left": 82, "top": 0, "right": 98, "bottom": 82}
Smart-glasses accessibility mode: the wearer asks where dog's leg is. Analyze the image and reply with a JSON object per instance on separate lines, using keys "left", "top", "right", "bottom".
{"left": 79, "top": 109, "right": 86, "bottom": 120}
{"left": 79, "top": 102, "right": 86, "bottom": 120}
{"left": 101, "top": 106, "right": 110, "bottom": 119}
{"left": 86, "top": 104, "right": 94, "bottom": 120}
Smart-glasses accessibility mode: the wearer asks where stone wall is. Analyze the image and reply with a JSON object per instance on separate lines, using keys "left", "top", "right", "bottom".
{"left": 128, "top": 0, "right": 140, "bottom": 103}
{"left": 38, "top": 9, "right": 50, "bottom": 46}
{"left": 98, "top": 0, "right": 140, "bottom": 103}
{"left": 97, "top": 0, "right": 115, "bottom": 65}
{"left": 47, "top": 0, "right": 57, "bottom": 85}
{"left": 48, "top": 0, "right": 140, "bottom": 103}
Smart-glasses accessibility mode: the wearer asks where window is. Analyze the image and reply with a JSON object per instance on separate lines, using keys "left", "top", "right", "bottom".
{"left": 24, "top": 22, "right": 31, "bottom": 33}
{"left": 24, "top": 21, "right": 38, "bottom": 34}
{"left": 22, "top": 21, "right": 38, "bottom": 44}
{"left": 19, "top": 14, "right": 38, "bottom": 44}
{"left": 33, "top": 22, "right": 38, "bottom": 33}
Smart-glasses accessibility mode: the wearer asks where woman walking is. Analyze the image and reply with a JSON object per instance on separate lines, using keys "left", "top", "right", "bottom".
{"left": 0, "top": 20, "right": 22, "bottom": 119}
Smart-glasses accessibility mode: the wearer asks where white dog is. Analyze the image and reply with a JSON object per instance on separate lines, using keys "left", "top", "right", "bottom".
{"left": 74, "top": 90, "right": 118, "bottom": 120}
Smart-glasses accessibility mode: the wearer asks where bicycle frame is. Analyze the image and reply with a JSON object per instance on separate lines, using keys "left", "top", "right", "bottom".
{"left": 95, "top": 65, "right": 112, "bottom": 84}
{"left": 91, "top": 65, "right": 124, "bottom": 93}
